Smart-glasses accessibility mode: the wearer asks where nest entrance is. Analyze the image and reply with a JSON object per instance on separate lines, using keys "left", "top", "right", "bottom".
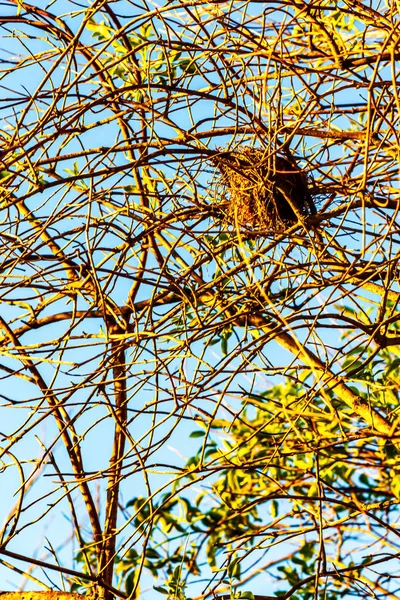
{"left": 212, "top": 147, "right": 316, "bottom": 231}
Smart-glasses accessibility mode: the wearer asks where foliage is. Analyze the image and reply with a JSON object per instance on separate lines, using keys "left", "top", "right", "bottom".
{"left": 1, "top": 1, "right": 400, "bottom": 600}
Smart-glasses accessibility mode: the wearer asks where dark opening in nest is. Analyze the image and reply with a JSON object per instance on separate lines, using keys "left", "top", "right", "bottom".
{"left": 211, "top": 147, "right": 316, "bottom": 231}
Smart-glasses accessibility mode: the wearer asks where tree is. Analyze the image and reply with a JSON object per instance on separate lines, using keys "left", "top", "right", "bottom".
{"left": 1, "top": 0, "right": 400, "bottom": 599}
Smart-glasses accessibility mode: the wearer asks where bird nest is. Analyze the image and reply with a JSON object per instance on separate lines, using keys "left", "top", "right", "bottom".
{"left": 211, "top": 147, "right": 316, "bottom": 231}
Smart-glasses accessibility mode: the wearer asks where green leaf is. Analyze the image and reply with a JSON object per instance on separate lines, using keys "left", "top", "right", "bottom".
{"left": 228, "top": 556, "right": 241, "bottom": 580}
{"left": 359, "top": 473, "right": 370, "bottom": 486}
{"left": 384, "top": 440, "right": 398, "bottom": 459}
{"left": 146, "top": 548, "right": 161, "bottom": 559}
{"left": 387, "top": 358, "right": 400, "bottom": 376}
{"left": 124, "top": 184, "right": 140, "bottom": 193}
{"left": 125, "top": 571, "right": 139, "bottom": 597}
{"left": 179, "top": 58, "right": 197, "bottom": 74}
{"left": 300, "top": 542, "right": 315, "bottom": 560}
{"left": 189, "top": 430, "right": 206, "bottom": 438}
{"left": 270, "top": 499, "right": 278, "bottom": 518}
{"left": 140, "top": 23, "right": 153, "bottom": 39}
{"left": 153, "top": 585, "right": 169, "bottom": 594}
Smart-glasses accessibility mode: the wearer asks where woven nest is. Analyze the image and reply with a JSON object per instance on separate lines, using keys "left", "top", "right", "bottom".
{"left": 211, "top": 147, "right": 316, "bottom": 231}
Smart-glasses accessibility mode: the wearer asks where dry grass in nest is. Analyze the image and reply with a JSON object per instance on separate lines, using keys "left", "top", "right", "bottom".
{"left": 211, "top": 147, "right": 316, "bottom": 231}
